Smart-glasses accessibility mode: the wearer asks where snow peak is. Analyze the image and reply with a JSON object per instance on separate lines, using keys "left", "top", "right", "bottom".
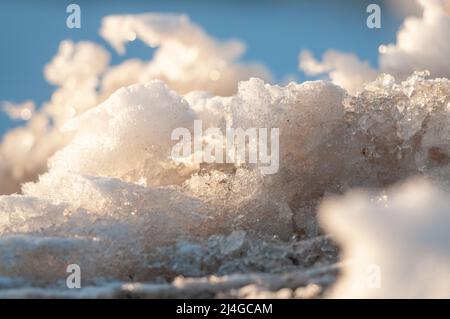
{"left": 176, "top": 303, "right": 210, "bottom": 317}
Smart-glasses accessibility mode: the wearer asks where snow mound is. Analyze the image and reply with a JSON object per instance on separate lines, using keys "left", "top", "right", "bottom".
{"left": 0, "top": 71, "right": 449, "bottom": 298}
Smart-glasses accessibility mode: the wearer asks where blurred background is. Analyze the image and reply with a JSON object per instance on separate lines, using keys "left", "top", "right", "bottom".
{"left": 0, "top": 0, "right": 407, "bottom": 135}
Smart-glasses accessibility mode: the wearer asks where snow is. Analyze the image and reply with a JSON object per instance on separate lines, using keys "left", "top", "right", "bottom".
{"left": 299, "top": 0, "right": 450, "bottom": 94}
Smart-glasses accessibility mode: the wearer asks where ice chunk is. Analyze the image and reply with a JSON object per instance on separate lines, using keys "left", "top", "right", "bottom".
{"left": 100, "top": 13, "right": 271, "bottom": 96}
{"left": 299, "top": 50, "right": 378, "bottom": 94}
{"left": 49, "top": 81, "right": 198, "bottom": 186}
{"left": 44, "top": 40, "right": 110, "bottom": 88}
{"left": 2, "top": 101, "right": 35, "bottom": 121}
{"left": 220, "top": 230, "right": 246, "bottom": 255}
{"left": 299, "top": 0, "right": 450, "bottom": 94}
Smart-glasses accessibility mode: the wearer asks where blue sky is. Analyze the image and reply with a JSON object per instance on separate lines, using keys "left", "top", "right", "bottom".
{"left": 0, "top": 0, "right": 401, "bottom": 135}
